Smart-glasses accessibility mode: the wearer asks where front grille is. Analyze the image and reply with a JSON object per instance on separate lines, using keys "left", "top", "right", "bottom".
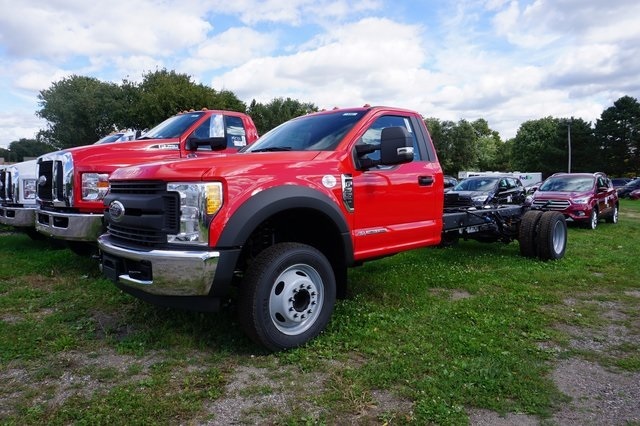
{"left": 105, "top": 181, "right": 180, "bottom": 247}
{"left": 5, "top": 173, "right": 12, "bottom": 201}
{"left": 444, "top": 193, "right": 474, "bottom": 208}
{"left": 532, "top": 199, "right": 570, "bottom": 210}
{"left": 0, "top": 169, "right": 6, "bottom": 200}
{"left": 37, "top": 161, "right": 54, "bottom": 201}
{"left": 109, "top": 181, "right": 167, "bottom": 194}
{"left": 107, "top": 223, "right": 167, "bottom": 245}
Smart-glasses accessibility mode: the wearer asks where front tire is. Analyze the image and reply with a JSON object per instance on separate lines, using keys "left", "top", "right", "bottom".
{"left": 238, "top": 242, "right": 336, "bottom": 351}
{"left": 585, "top": 208, "right": 598, "bottom": 230}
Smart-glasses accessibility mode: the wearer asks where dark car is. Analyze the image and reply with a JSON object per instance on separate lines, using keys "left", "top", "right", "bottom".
{"left": 527, "top": 172, "right": 618, "bottom": 229}
{"left": 444, "top": 175, "right": 458, "bottom": 192}
{"left": 611, "top": 177, "right": 632, "bottom": 190}
{"left": 444, "top": 175, "right": 526, "bottom": 208}
{"left": 617, "top": 178, "right": 640, "bottom": 198}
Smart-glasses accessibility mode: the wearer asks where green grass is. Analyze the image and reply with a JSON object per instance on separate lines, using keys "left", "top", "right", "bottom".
{"left": 1, "top": 200, "right": 639, "bottom": 424}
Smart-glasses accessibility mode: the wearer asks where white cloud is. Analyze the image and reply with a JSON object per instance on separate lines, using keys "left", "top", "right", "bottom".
{"left": 0, "top": 111, "right": 45, "bottom": 149}
{"left": 182, "top": 27, "right": 278, "bottom": 74}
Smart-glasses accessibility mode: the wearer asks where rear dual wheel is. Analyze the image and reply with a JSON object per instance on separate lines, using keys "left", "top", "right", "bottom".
{"left": 518, "top": 210, "right": 567, "bottom": 261}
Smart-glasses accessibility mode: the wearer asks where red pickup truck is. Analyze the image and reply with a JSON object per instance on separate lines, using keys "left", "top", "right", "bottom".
{"left": 98, "top": 106, "right": 567, "bottom": 350}
{"left": 33, "top": 109, "right": 258, "bottom": 252}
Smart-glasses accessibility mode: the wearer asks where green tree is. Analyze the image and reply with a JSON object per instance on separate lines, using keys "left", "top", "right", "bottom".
{"left": 132, "top": 69, "right": 246, "bottom": 129}
{"left": 594, "top": 95, "right": 640, "bottom": 175}
{"left": 562, "top": 117, "right": 599, "bottom": 173}
{"left": 472, "top": 118, "right": 503, "bottom": 171}
{"left": 37, "top": 75, "right": 123, "bottom": 149}
{"left": 247, "top": 97, "right": 317, "bottom": 135}
{"left": 511, "top": 117, "right": 565, "bottom": 176}
{"left": 2, "top": 138, "right": 56, "bottom": 162}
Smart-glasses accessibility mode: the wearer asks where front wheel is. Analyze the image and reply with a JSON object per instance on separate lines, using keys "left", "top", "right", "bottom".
{"left": 585, "top": 208, "right": 598, "bottom": 230}
{"left": 238, "top": 242, "right": 336, "bottom": 351}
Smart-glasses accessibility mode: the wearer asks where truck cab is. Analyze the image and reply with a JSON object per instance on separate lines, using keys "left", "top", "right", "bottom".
{"left": 34, "top": 109, "right": 258, "bottom": 248}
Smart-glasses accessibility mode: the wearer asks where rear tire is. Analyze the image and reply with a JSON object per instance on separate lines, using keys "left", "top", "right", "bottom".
{"left": 537, "top": 211, "right": 567, "bottom": 261}
{"left": 518, "top": 210, "right": 544, "bottom": 258}
{"left": 238, "top": 242, "right": 336, "bottom": 351}
{"left": 605, "top": 205, "right": 618, "bottom": 224}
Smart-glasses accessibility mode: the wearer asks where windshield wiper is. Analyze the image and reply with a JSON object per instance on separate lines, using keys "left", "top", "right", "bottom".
{"left": 250, "top": 146, "right": 293, "bottom": 152}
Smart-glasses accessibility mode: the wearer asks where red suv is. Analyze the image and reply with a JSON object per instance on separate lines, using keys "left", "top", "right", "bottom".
{"left": 527, "top": 172, "right": 619, "bottom": 229}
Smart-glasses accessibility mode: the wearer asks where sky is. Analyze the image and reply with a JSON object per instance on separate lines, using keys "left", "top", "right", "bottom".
{"left": 1, "top": 0, "right": 639, "bottom": 149}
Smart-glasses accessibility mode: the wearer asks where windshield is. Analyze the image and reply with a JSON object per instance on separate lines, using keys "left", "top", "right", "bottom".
{"left": 95, "top": 133, "right": 124, "bottom": 144}
{"left": 244, "top": 110, "right": 367, "bottom": 152}
{"left": 539, "top": 176, "right": 594, "bottom": 192}
{"left": 453, "top": 177, "right": 499, "bottom": 192}
{"left": 624, "top": 178, "right": 640, "bottom": 188}
{"left": 139, "top": 112, "right": 205, "bottom": 140}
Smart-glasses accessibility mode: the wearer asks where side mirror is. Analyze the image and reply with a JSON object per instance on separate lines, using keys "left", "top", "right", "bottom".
{"left": 186, "top": 136, "right": 227, "bottom": 151}
{"left": 379, "top": 126, "right": 414, "bottom": 166}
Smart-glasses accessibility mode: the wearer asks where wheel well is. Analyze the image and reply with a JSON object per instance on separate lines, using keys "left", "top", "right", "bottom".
{"left": 237, "top": 207, "right": 348, "bottom": 295}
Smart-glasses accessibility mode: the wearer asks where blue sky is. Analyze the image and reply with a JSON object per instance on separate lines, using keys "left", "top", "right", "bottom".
{"left": 1, "top": 0, "right": 639, "bottom": 148}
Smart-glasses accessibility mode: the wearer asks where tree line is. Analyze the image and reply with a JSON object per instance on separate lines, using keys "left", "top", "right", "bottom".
{"left": 2, "top": 70, "right": 639, "bottom": 179}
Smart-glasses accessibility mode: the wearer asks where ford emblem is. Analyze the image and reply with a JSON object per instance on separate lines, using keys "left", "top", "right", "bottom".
{"left": 38, "top": 175, "right": 47, "bottom": 187}
{"left": 109, "top": 200, "right": 125, "bottom": 222}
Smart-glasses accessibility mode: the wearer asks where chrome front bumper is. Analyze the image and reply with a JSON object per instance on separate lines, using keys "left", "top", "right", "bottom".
{"left": 98, "top": 234, "right": 220, "bottom": 296}
{"left": 35, "top": 209, "right": 103, "bottom": 241}
{"left": 0, "top": 206, "right": 36, "bottom": 227}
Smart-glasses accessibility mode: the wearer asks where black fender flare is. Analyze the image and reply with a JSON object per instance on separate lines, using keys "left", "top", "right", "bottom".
{"left": 216, "top": 185, "right": 354, "bottom": 264}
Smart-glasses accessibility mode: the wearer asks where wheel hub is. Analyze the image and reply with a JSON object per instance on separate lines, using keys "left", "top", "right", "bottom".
{"left": 269, "top": 265, "right": 323, "bottom": 335}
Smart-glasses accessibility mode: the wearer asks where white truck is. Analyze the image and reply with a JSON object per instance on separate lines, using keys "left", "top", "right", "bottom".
{"left": 0, "top": 159, "right": 39, "bottom": 238}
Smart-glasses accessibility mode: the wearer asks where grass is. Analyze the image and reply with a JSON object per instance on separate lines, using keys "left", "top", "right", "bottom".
{"left": 1, "top": 200, "right": 639, "bottom": 424}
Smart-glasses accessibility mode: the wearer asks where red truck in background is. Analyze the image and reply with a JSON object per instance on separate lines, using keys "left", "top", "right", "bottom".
{"left": 34, "top": 109, "right": 258, "bottom": 253}
{"left": 98, "top": 106, "right": 567, "bottom": 351}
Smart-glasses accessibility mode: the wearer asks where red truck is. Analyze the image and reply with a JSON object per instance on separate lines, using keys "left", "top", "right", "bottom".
{"left": 33, "top": 109, "right": 258, "bottom": 252}
{"left": 98, "top": 106, "right": 567, "bottom": 350}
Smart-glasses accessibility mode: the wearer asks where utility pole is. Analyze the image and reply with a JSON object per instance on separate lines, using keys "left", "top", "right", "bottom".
{"left": 567, "top": 117, "right": 573, "bottom": 173}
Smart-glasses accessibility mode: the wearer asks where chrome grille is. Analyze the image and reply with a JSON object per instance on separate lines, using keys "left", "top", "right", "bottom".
{"left": 532, "top": 199, "right": 570, "bottom": 210}
{"left": 36, "top": 153, "right": 74, "bottom": 206}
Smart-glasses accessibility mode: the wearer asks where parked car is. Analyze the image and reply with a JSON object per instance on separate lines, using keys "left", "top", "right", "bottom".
{"left": 611, "top": 177, "right": 632, "bottom": 189}
{"left": 630, "top": 189, "right": 640, "bottom": 200}
{"left": 444, "top": 175, "right": 526, "bottom": 208}
{"left": 526, "top": 172, "right": 618, "bottom": 229}
{"left": 444, "top": 175, "right": 458, "bottom": 191}
{"left": 617, "top": 178, "right": 640, "bottom": 198}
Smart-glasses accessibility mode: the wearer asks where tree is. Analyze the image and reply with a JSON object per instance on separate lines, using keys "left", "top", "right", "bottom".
{"left": 594, "top": 95, "right": 640, "bottom": 176}
{"left": 511, "top": 117, "right": 565, "bottom": 176}
{"left": 247, "top": 97, "right": 318, "bottom": 135}
{"left": 472, "top": 118, "right": 503, "bottom": 171}
{"left": 2, "top": 138, "right": 56, "bottom": 162}
{"left": 37, "top": 75, "right": 123, "bottom": 149}
{"left": 132, "top": 69, "right": 246, "bottom": 129}
{"left": 562, "top": 117, "right": 599, "bottom": 173}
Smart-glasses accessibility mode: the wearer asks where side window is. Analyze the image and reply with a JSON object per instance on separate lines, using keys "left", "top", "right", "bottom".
{"left": 356, "top": 115, "right": 421, "bottom": 167}
{"left": 192, "top": 115, "right": 248, "bottom": 150}
{"left": 225, "top": 116, "right": 247, "bottom": 148}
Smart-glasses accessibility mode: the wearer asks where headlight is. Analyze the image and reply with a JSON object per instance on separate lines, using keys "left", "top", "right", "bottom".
{"left": 572, "top": 197, "right": 590, "bottom": 205}
{"left": 472, "top": 195, "right": 489, "bottom": 203}
{"left": 81, "top": 173, "right": 109, "bottom": 201}
{"left": 23, "top": 179, "right": 37, "bottom": 200}
{"left": 167, "top": 182, "right": 223, "bottom": 245}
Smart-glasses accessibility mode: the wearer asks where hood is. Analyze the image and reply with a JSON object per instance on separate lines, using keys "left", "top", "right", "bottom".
{"left": 109, "top": 151, "right": 321, "bottom": 181}
{"left": 446, "top": 190, "right": 491, "bottom": 198}
{"left": 57, "top": 139, "right": 185, "bottom": 170}
{"left": 532, "top": 190, "right": 591, "bottom": 200}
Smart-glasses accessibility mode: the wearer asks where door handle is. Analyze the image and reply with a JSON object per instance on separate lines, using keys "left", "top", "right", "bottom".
{"left": 418, "top": 176, "right": 434, "bottom": 186}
